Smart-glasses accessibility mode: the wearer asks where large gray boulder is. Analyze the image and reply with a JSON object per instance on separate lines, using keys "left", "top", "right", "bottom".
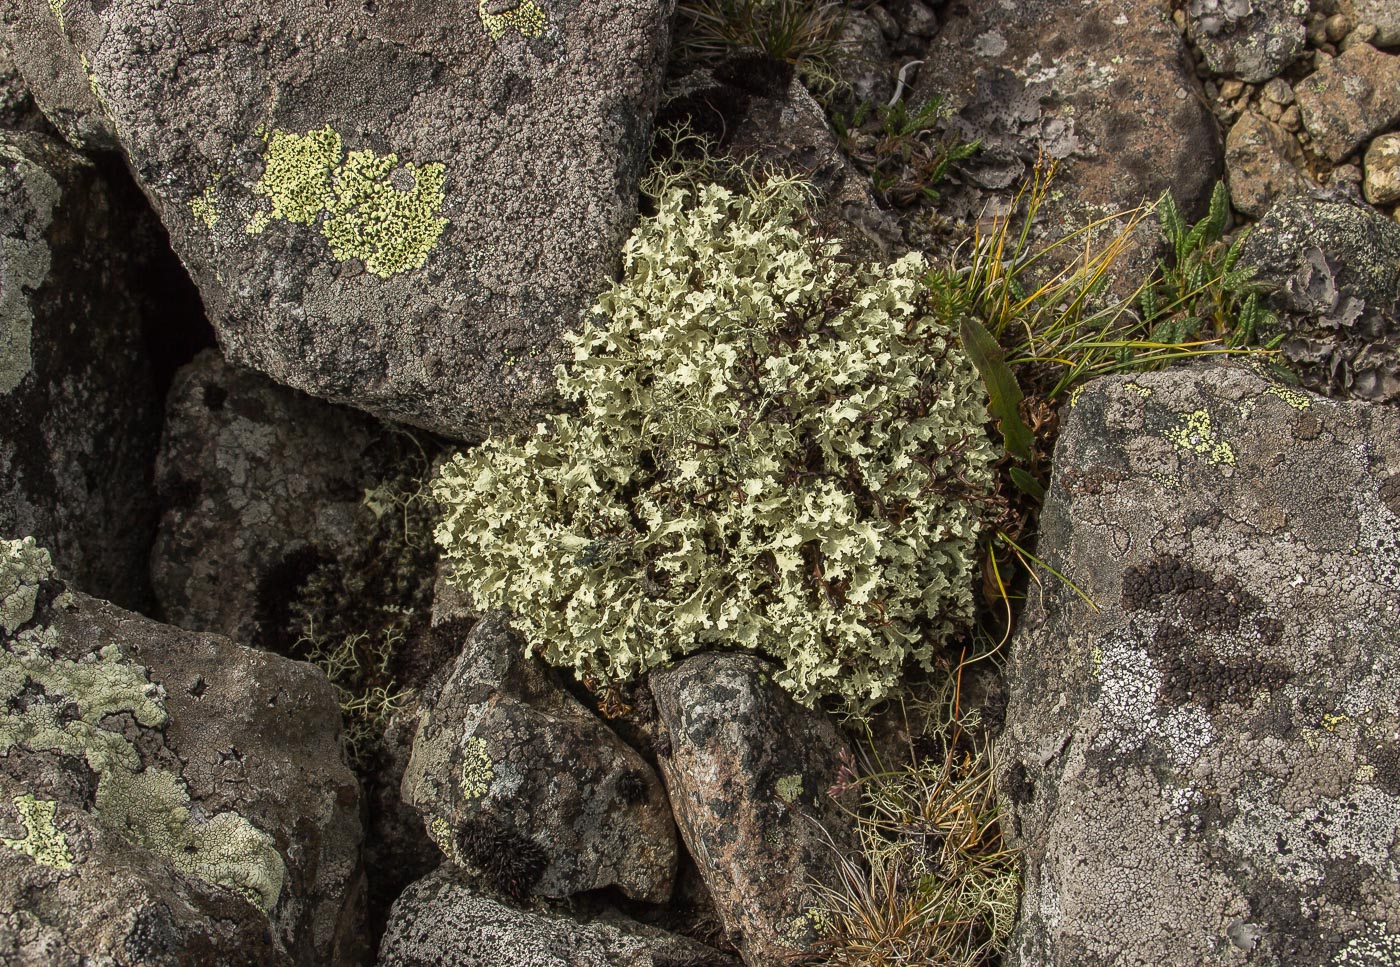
{"left": 999, "top": 365, "right": 1400, "bottom": 965}
{"left": 0, "top": 1, "right": 114, "bottom": 149}
{"left": 10, "top": 0, "right": 674, "bottom": 439}
{"left": 0, "top": 131, "right": 161, "bottom": 610}
{"left": 0, "top": 537, "right": 367, "bottom": 964}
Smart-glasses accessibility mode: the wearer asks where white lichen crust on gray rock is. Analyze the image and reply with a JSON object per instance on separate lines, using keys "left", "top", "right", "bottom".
{"left": 11, "top": 0, "right": 675, "bottom": 439}
{"left": 999, "top": 365, "right": 1400, "bottom": 966}
{"left": 1186, "top": 0, "right": 1306, "bottom": 83}
{"left": 0, "top": 0, "right": 115, "bottom": 150}
{"left": 649, "top": 653, "right": 856, "bottom": 966}
{"left": 0, "top": 131, "right": 161, "bottom": 611}
{"left": 378, "top": 865, "right": 739, "bottom": 967}
{"left": 0, "top": 537, "right": 367, "bottom": 965}
{"left": 403, "top": 613, "right": 677, "bottom": 903}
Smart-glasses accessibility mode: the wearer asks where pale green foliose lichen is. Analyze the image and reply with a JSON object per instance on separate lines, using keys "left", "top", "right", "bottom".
{"left": 3, "top": 793, "right": 74, "bottom": 869}
{"left": 246, "top": 125, "right": 448, "bottom": 279}
{"left": 477, "top": 0, "right": 548, "bottom": 41}
{"left": 775, "top": 774, "right": 803, "bottom": 804}
{"left": 0, "top": 562, "right": 288, "bottom": 911}
{"left": 0, "top": 538, "right": 52, "bottom": 635}
{"left": 459, "top": 736, "right": 493, "bottom": 800}
{"left": 0, "top": 147, "right": 61, "bottom": 395}
{"left": 433, "top": 180, "right": 997, "bottom": 708}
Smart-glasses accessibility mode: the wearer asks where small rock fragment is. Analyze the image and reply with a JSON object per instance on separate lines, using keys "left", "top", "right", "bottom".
{"left": 1295, "top": 43, "right": 1400, "bottom": 162}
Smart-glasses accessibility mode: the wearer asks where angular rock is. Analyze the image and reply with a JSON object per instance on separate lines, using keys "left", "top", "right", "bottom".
{"left": 0, "top": 0, "right": 116, "bottom": 150}
{"left": 29, "top": 0, "right": 674, "bottom": 439}
{"left": 1000, "top": 365, "right": 1400, "bottom": 966}
{"left": 0, "top": 132, "right": 161, "bottom": 610}
{"left": 1186, "top": 0, "right": 1306, "bottom": 82}
{"left": 0, "top": 537, "right": 366, "bottom": 965}
{"left": 378, "top": 865, "right": 739, "bottom": 967}
{"left": 1295, "top": 43, "right": 1400, "bottom": 162}
{"left": 0, "top": 37, "right": 49, "bottom": 134}
{"left": 1224, "top": 111, "right": 1311, "bottom": 217}
{"left": 650, "top": 653, "right": 855, "bottom": 965}
{"left": 1340, "top": 0, "right": 1400, "bottom": 47}
{"left": 403, "top": 613, "right": 676, "bottom": 903}
{"left": 1240, "top": 195, "right": 1400, "bottom": 401}
{"left": 1364, "top": 131, "right": 1400, "bottom": 205}
{"left": 913, "top": 0, "right": 1220, "bottom": 222}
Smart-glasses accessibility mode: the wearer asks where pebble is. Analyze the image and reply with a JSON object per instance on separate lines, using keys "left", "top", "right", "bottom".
{"left": 1324, "top": 13, "right": 1352, "bottom": 41}
{"left": 1261, "top": 78, "right": 1294, "bottom": 104}
{"left": 1364, "top": 133, "right": 1400, "bottom": 205}
{"left": 1341, "top": 23, "right": 1379, "bottom": 49}
{"left": 1220, "top": 79, "right": 1246, "bottom": 100}
{"left": 1280, "top": 104, "right": 1303, "bottom": 131}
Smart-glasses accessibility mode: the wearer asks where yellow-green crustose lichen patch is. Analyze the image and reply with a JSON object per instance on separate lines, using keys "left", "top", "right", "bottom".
{"left": 477, "top": 0, "right": 548, "bottom": 41}
{"left": 0, "top": 539, "right": 287, "bottom": 910}
{"left": 47, "top": 0, "right": 65, "bottom": 29}
{"left": 1167, "top": 409, "right": 1236, "bottom": 467}
{"left": 775, "top": 773, "right": 803, "bottom": 804}
{"left": 3, "top": 794, "right": 74, "bottom": 869}
{"left": 459, "top": 736, "right": 493, "bottom": 800}
{"left": 246, "top": 126, "right": 448, "bottom": 279}
{"left": 1266, "top": 384, "right": 1313, "bottom": 410}
{"left": 189, "top": 172, "right": 223, "bottom": 229}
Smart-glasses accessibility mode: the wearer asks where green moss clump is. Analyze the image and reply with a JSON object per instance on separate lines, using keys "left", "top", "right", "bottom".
{"left": 433, "top": 180, "right": 996, "bottom": 708}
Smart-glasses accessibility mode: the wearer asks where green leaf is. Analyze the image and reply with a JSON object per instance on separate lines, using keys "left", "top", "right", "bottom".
{"left": 959, "top": 315, "right": 1035, "bottom": 463}
{"left": 1009, "top": 466, "right": 1045, "bottom": 501}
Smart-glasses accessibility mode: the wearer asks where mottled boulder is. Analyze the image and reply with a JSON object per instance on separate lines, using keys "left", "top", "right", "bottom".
{"left": 1186, "top": 0, "right": 1306, "bottom": 82}
{"left": 24, "top": 0, "right": 673, "bottom": 439}
{"left": 1239, "top": 195, "right": 1400, "bottom": 401}
{"left": 0, "top": 0, "right": 115, "bottom": 150}
{"left": 0, "top": 132, "right": 161, "bottom": 610}
{"left": 650, "top": 653, "right": 855, "bottom": 965}
{"left": 378, "top": 865, "right": 738, "bottom": 967}
{"left": 1295, "top": 44, "right": 1400, "bottom": 163}
{"left": 0, "top": 537, "right": 366, "bottom": 965}
{"left": 1224, "top": 111, "right": 1310, "bottom": 217}
{"left": 912, "top": 0, "right": 1220, "bottom": 231}
{"left": 0, "top": 37, "right": 49, "bottom": 134}
{"left": 403, "top": 613, "right": 676, "bottom": 903}
{"left": 1340, "top": 0, "right": 1400, "bottom": 46}
{"left": 1000, "top": 365, "right": 1400, "bottom": 966}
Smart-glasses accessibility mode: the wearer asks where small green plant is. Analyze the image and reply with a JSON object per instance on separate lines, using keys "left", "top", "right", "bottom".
{"left": 672, "top": 0, "right": 848, "bottom": 97}
{"left": 832, "top": 96, "right": 980, "bottom": 208}
{"left": 433, "top": 176, "right": 999, "bottom": 710}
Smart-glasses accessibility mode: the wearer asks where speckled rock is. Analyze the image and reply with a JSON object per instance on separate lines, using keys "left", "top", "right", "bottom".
{"left": 25, "top": 0, "right": 674, "bottom": 440}
{"left": 1364, "top": 132, "right": 1400, "bottom": 205}
{"left": 1224, "top": 111, "right": 1311, "bottom": 217}
{"left": 378, "top": 865, "right": 738, "bottom": 967}
{"left": 1339, "top": 0, "right": 1400, "bottom": 47}
{"left": 1186, "top": 0, "right": 1306, "bottom": 82}
{"left": 1239, "top": 195, "right": 1400, "bottom": 401}
{"left": 909, "top": 0, "right": 1219, "bottom": 288}
{"left": 0, "top": 0, "right": 115, "bottom": 150}
{"left": 1295, "top": 43, "right": 1400, "bottom": 162}
{"left": 0, "top": 132, "right": 161, "bottom": 611}
{"left": 0, "top": 537, "right": 367, "bottom": 965}
{"left": 649, "top": 653, "right": 855, "bottom": 966}
{"left": 0, "top": 37, "right": 49, "bottom": 134}
{"left": 1000, "top": 364, "right": 1400, "bottom": 966}
{"left": 402, "top": 613, "right": 677, "bottom": 903}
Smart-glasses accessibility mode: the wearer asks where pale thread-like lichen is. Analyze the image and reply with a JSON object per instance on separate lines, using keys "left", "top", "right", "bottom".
{"left": 3, "top": 794, "right": 74, "bottom": 869}
{"left": 1167, "top": 409, "right": 1236, "bottom": 467}
{"left": 246, "top": 126, "right": 447, "bottom": 279}
{"left": 477, "top": 0, "right": 548, "bottom": 41}
{"left": 458, "top": 736, "right": 494, "bottom": 800}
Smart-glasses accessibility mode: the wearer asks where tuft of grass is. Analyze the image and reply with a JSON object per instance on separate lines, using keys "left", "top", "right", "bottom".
{"left": 671, "top": 0, "right": 848, "bottom": 97}
{"left": 832, "top": 96, "right": 980, "bottom": 208}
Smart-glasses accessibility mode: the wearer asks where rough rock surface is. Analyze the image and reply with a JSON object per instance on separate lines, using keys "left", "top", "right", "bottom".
{"left": 378, "top": 865, "right": 738, "bottom": 967}
{"left": 1294, "top": 43, "right": 1400, "bottom": 162}
{"left": 150, "top": 348, "right": 422, "bottom": 645}
{"left": 1186, "top": 0, "right": 1306, "bottom": 82}
{"left": 1224, "top": 111, "right": 1310, "bottom": 217}
{"left": 1364, "top": 131, "right": 1400, "bottom": 205}
{"left": 912, "top": 0, "right": 1220, "bottom": 226}
{"left": 403, "top": 613, "right": 676, "bottom": 903}
{"left": 1239, "top": 195, "right": 1400, "bottom": 401}
{"left": 27, "top": 0, "right": 674, "bottom": 439}
{"left": 0, "top": 0, "right": 115, "bottom": 150}
{"left": 0, "top": 132, "right": 161, "bottom": 611}
{"left": 650, "top": 653, "right": 855, "bottom": 966}
{"left": 1340, "top": 0, "right": 1400, "bottom": 47}
{"left": 0, "top": 537, "right": 366, "bottom": 965}
{"left": 0, "top": 38, "right": 49, "bottom": 134}
{"left": 1000, "top": 365, "right": 1400, "bottom": 966}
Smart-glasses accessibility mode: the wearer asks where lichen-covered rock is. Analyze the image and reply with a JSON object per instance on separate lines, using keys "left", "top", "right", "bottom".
{"left": 0, "top": 537, "right": 367, "bottom": 964}
{"left": 1294, "top": 43, "right": 1400, "bottom": 163}
{"left": 1186, "top": 0, "right": 1306, "bottom": 82}
{"left": 1239, "top": 194, "right": 1400, "bottom": 401}
{"left": 403, "top": 613, "right": 677, "bottom": 903}
{"left": 0, "top": 36, "right": 50, "bottom": 134}
{"left": 1340, "top": 0, "right": 1400, "bottom": 46}
{"left": 1364, "top": 132, "right": 1400, "bottom": 205}
{"left": 649, "top": 653, "right": 855, "bottom": 966}
{"left": 20, "top": 0, "right": 674, "bottom": 439}
{"left": 0, "top": 0, "right": 116, "bottom": 149}
{"left": 912, "top": 0, "right": 1220, "bottom": 236}
{"left": 0, "top": 131, "right": 161, "bottom": 610}
{"left": 999, "top": 365, "right": 1400, "bottom": 966}
{"left": 378, "top": 865, "right": 738, "bottom": 967}
{"left": 1224, "top": 111, "right": 1311, "bottom": 217}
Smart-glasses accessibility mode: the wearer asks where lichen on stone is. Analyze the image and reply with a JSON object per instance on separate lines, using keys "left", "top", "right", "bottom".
{"left": 0, "top": 146, "right": 61, "bottom": 395}
{"left": 189, "top": 173, "right": 222, "bottom": 229}
{"left": 1166, "top": 408, "right": 1236, "bottom": 467}
{"left": 46, "top": 0, "right": 65, "bottom": 30}
{"left": 0, "top": 537, "right": 53, "bottom": 634}
{"left": 477, "top": 0, "right": 548, "bottom": 42}
{"left": 245, "top": 125, "right": 447, "bottom": 278}
{"left": 775, "top": 774, "right": 803, "bottom": 804}
{"left": 3, "top": 793, "right": 74, "bottom": 869}
{"left": 459, "top": 736, "right": 493, "bottom": 800}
